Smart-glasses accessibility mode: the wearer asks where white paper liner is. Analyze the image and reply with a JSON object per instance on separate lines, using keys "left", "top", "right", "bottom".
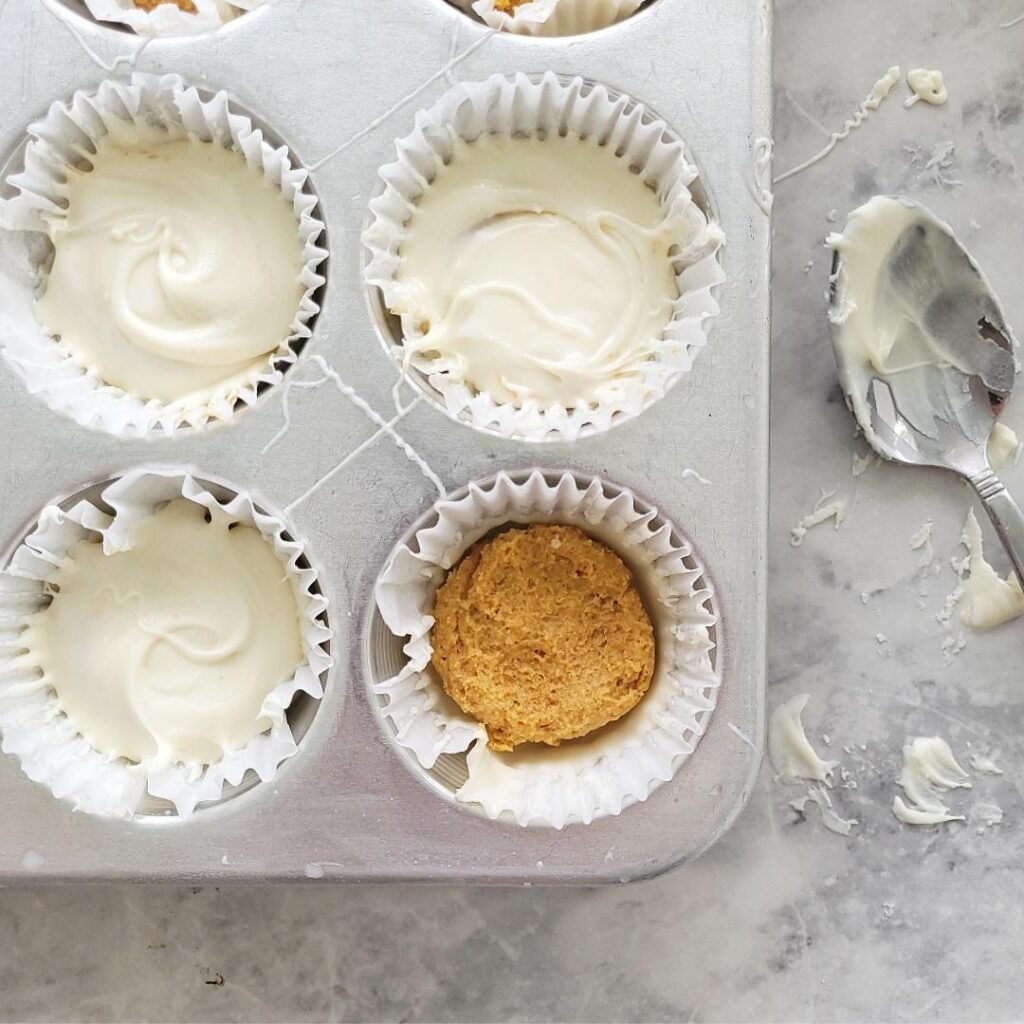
{"left": 80, "top": 0, "right": 263, "bottom": 38}
{"left": 455, "top": 0, "right": 643, "bottom": 36}
{"left": 0, "top": 72, "right": 327, "bottom": 437}
{"left": 373, "top": 470, "right": 720, "bottom": 829}
{"left": 0, "top": 467, "right": 332, "bottom": 819}
{"left": 363, "top": 71, "right": 725, "bottom": 442}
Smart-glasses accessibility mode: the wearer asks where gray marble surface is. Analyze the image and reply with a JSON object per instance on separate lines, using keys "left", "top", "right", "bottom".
{"left": 3, "top": 0, "right": 1024, "bottom": 1020}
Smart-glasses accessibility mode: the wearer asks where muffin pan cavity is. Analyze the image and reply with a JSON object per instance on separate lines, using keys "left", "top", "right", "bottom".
{"left": 363, "top": 72, "right": 724, "bottom": 443}
{"left": 43, "top": 0, "right": 268, "bottom": 38}
{"left": 0, "top": 73, "right": 328, "bottom": 438}
{"left": 0, "top": 468, "right": 333, "bottom": 820}
{"left": 365, "top": 469, "right": 721, "bottom": 829}
{"left": 0, "top": 0, "right": 768, "bottom": 883}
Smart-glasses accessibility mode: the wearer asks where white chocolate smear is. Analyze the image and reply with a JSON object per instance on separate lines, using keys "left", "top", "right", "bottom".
{"left": 851, "top": 451, "right": 879, "bottom": 477}
{"left": 727, "top": 722, "right": 757, "bottom": 750}
{"left": 20, "top": 849, "right": 45, "bottom": 871}
{"left": 957, "top": 509, "right": 1024, "bottom": 630}
{"left": 905, "top": 140, "right": 962, "bottom": 189}
{"left": 974, "top": 802, "right": 1004, "bottom": 829}
{"left": 37, "top": 123, "right": 304, "bottom": 406}
{"left": 681, "top": 468, "right": 711, "bottom": 485}
{"left": 790, "top": 488, "right": 847, "bottom": 546}
{"left": 749, "top": 136, "right": 774, "bottom": 215}
{"left": 391, "top": 133, "right": 707, "bottom": 412}
{"left": 827, "top": 197, "right": 934, "bottom": 378}
{"left": 904, "top": 69, "right": 948, "bottom": 108}
{"left": 968, "top": 753, "right": 1004, "bottom": 775}
{"left": 828, "top": 196, "right": 1015, "bottom": 466}
{"left": 768, "top": 694, "right": 838, "bottom": 784}
{"left": 909, "top": 520, "right": 934, "bottom": 567}
{"left": 988, "top": 422, "right": 1021, "bottom": 467}
{"left": 21, "top": 500, "right": 303, "bottom": 766}
{"left": 790, "top": 786, "right": 858, "bottom": 836}
{"left": 893, "top": 737, "right": 970, "bottom": 826}
{"left": 774, "top": 66, "right": 901, "bottom": 184}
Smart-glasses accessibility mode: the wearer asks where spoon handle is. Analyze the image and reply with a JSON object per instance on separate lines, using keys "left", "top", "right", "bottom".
{"left": 969, "top": 468, "right": 1024, "bottom": 589}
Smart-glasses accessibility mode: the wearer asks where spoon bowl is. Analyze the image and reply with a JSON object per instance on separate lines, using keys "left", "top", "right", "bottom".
{"left": 827, "top": 195, "right": 1024, "bottom": 587}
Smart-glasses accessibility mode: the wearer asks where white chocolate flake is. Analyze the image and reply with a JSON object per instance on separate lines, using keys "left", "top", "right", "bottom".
{"left": 909, "top": 521, "right": 934, "bottom": 568}
{"left": 957, "top": 509, "right": 1024, "bottom": 630}
{"left": 893, "top": 737, "right": 970, "bottom": 826}
{"left": 768, "top": 694, "right": 838, "bottom": 784}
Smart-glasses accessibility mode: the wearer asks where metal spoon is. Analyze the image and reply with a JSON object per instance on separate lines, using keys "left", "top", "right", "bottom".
{"left": 828, "top": 195, "right": 1024, "bottom": 587}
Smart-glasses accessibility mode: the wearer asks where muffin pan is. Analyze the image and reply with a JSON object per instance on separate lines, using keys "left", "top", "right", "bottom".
{"left": 0, "top": 0, "right": 770, "bottom": 882}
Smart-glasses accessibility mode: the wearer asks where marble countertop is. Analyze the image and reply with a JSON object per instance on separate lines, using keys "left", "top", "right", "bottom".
{"left": 3, "top": 0, "right": 1024, "bottom": 1020}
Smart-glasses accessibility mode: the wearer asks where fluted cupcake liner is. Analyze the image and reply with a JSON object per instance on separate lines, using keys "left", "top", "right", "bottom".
{"left": 0, "top": 467, "right": 332, "bottom": 819}
{"left": 372, "top": 469, "right": 720, "bottom": 829}
{"left": 454, "top": 0, "right": 644, "bottom": 36}
{"left": 363, "top": 71, "right": 724, "bottom": 442}
{"left": 80, "top": 0, "right": 261, "bottom": 38}
{"left": 0, "top": 72, "right": 326, "bottom": 437}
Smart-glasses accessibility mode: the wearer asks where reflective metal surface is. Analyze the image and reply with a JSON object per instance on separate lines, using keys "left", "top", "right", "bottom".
{"left": 0, "top": 0, "right": 771, "bottom": 883}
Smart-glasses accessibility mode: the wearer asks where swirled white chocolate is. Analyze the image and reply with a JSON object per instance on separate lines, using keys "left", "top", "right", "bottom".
{"left": 391, "top": 134, "right": 686, "bottom": 410}
{"left": 36, "top": 124, "right": 304, "bottom": 404}
{"left": 22, "top": 500, "right": 303, "bottom": 766}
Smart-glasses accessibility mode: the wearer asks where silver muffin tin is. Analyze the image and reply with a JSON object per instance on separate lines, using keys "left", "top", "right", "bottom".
{"left": 0, "top": 0, "right": 770, "bottom": 883}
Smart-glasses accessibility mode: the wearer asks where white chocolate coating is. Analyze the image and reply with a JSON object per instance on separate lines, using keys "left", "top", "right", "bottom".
{"left": 22, "top": 499, "right": 303, "bottom": 766}
{"left": 828, "top": 196, "right": 1015, "bottom": 464}
{"left": 392, "top": 134, "right": 683, "bottom": 411}
{"left": 36, "top": 124, "right": 304, "bottom": 405}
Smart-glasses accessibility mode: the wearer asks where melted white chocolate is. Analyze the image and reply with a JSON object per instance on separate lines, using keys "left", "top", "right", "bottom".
{"left": 22, "top": 500, "right": 303, "bottom": 766}
{"left": 957, "top": 508, "right": 1024, "bottom": 629}
{"left": 828, "top": 197, "right": 925, "bottom": 381}
{"left": 893, "top": 736, "right": 970, "bottom": 826}
{"left": 828, "top": 196, "right": 1015, "bottom": 462}
{"left": 988, "top": 422, "right": 1020, "bottom": 467}
{"left": 905, "top": 69, "right": 948, "bottom": 108}
{"left": 392, "top": 134, "right": 685, "bottom": 411}
{"left": 768, "top": 694, "right": 838, "bottom": 783}
{"left": 36, "top": 123, "right": 304, "bottom": 405}
{"left": 774, "top": 66, "right": 901, "bottom": 184}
